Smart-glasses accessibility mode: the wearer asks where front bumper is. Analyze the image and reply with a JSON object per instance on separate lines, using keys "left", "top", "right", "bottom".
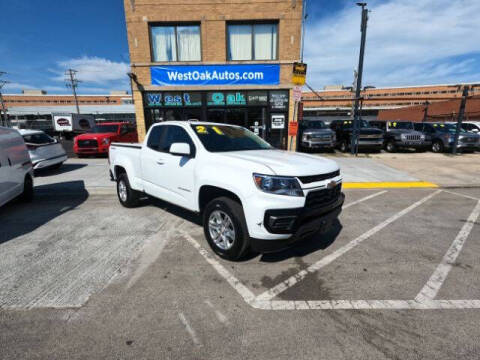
{"left": 32, "top": 154, "right": 68, "bottom": 170}
{"left": 250, "top": 193, "right": 344, "bottom": 253}
{"left": 74, "top": 145, "right": 109, "bottom": 155}
{"left": 395, "top": 140, "right": 431, "bottom": 148}
{"left": 302, "top": 140, "right": 335, "bottom": 148}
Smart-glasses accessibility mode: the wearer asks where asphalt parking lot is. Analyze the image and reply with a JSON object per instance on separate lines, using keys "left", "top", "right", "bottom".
{"left": 1, "top": 178, "right": 480, "bottom": 359}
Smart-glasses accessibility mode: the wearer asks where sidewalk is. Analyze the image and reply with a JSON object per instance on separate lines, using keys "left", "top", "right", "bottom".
{"left": 33, "top": 152, "right": 479, "bottom": 195}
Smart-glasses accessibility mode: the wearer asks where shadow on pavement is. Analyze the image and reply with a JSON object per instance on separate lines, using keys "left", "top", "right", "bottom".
{"left": 34, "top": 163, "right": 87, "bottom": 177}
{"left": 258, "top": 219, "right": 343, "bottom": 262}
{"left": 0, "top": 181, "right": 89, "bottom": 245}
{"left": 138, "top": 197, "right": 343, "bottom": 262}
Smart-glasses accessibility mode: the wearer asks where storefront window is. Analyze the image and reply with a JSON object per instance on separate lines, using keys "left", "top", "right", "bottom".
{"left": 151, "top": 24, "right": 201, "bottom": 62}
{"left": 269, "top": 91, "right": 289, "bottom": 110}
{"left": 227, "top": 22, "right": 278, "bottom": 61}
{"left": 183, "top": 92, "right": 202, "bottom": 106}
{"left": 247, "top": 91, "right": 268, "bottom": 106}
{"left": 225, "top": 92, "right": 247, "bottom": 106}
{"left": 164, "top": 92, "right": 183, "bottom": 107}
{"left": 207, "top": 92, "right": 225, "bottom": 106}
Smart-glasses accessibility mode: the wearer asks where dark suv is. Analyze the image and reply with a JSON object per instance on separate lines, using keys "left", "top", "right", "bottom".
{"left": 299, "top": 120, "right": 336, "bottom": 152}
{"left": 369, "top": 120, "right": 431, "bottom": 152}
{"left": 330, "top": 119, "right": 384, "bottom": 152}
{"left": 414, "top": 122, "right": 480, "bottom": 153}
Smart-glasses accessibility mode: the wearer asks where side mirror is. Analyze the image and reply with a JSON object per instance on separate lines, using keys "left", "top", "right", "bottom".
{"left": 169, "top": 142, "right": 191, "bottom": 157}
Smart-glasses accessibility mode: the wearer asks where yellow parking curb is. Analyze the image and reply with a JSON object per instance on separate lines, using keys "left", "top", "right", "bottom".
{"left": 343, "top": 181, "right": 439, "bottom": 189}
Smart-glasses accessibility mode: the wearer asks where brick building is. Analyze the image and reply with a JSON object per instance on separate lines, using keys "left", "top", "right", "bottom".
{"left": 302, "top": 83, "right": 480, "bottom": 120}
{"left": 123, "top": 0, "right": 303, "bottom": 148}
{"left": 2, "top": 90, "right": 135, "bottom": 130}
{"left": 377, "top": 96, "right": 480, "bottom": 123}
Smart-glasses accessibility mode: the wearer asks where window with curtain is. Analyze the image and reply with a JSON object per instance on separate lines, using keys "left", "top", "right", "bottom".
{"left": 151, "top": 24, "right": 201, "bottom": 62}
{"left": 227, "top": 22, "right": 278, "bottom": 61}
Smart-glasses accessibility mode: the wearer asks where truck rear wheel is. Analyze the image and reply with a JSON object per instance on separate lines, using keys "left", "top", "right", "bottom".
{"left": 117, "top": 173, "right": 139, "bottom": 208}
{"left": 203, "top": 197, "right": 249, "bottom": 261}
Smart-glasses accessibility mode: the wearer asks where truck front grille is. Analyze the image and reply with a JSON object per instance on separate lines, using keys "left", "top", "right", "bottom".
{"left": 404, "top": 134, "right": 422, "bottom": 141}
{"left": 298, "top": 170, "right": 340, "bottom": 184}
{"left": 305, "top": 184, "right": 342, "bottom": 209}
{"left": 78, "top": 139, "right": 98, "bottom": 148}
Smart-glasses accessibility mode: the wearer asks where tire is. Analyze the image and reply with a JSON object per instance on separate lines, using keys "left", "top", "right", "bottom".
{"left": 432, "top": 140, "right": 444, "bottom": 153}
{"left": 20, "top": 175, "right": 34, "bottom": 202}
{"left": 385, "top": 140, "right": 396, "bottom": 153}
{"left": 116, "top": 173, "right": 140, "bottom": 208}
{"left": 339, "top": 140, "right": 348, "bottom": 153}
{"left": 203, "top": 197, "right": 249, "bottom": 261}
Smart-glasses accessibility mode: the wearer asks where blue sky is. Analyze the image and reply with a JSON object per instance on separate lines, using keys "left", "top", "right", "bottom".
{"left": 1, "top": 0, "right": 480, "bottom": 94}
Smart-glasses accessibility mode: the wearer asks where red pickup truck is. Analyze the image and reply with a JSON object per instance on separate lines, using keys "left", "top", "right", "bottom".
{"left": 74, "top": 122, "right": 138, "bottom": 157}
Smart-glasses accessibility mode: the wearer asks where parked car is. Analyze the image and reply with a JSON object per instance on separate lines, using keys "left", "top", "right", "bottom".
{"left": 369, "top": 120, "right": 431, "bottom": 152}
{"left": 74, "top": 122, "right": 138, "bottom": 157}
{"left": 413, "top": 122, "right": 480, "bottom": 153}
{"left": 0, "top": 127, "right": 34, "bottom": 207}
{"left": 330, "top": 119, "right": 384, "bottom": 152}
{"left": 19, "top": 129, "right": 67, "bottom": 171}
{"left": 299, "top": 120, "right": 336, "bottom": 152}
{"left": 460, "top": 121, "right": 480, "bottom": 134}
{"left": 109, "top": 121, "right": 344, "bottom": 260}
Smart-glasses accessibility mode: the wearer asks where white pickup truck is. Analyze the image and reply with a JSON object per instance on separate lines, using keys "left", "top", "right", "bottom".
{"left": 109, "top": 121, "right": 344, "bottom": 260}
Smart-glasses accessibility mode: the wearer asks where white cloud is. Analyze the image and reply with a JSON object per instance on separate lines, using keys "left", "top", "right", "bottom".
{"left": 2, "top": 82, "right": 36, "bottom": 92}
{"left": 305, "top": 0, "right": 480, "bottom": 89}
{"left": 52, "top": 56, "right": 130, "bottom": 89}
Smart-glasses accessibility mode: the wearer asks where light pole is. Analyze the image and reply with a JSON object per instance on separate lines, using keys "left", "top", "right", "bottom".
{"left": 351, "top": 2, "right": 369, "bottom": 156}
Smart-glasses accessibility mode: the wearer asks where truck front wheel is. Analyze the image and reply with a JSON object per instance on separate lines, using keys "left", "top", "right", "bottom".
{"left": 203, "top": 197, "right": 249, "bottom": 261}
{"left": 117, "top": 173, "right": 139, "bottom": 208}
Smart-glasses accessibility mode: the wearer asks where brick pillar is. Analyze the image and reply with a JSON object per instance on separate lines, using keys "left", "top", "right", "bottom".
{"left": 133, "top": 90, "right": 146, "bottom": 142}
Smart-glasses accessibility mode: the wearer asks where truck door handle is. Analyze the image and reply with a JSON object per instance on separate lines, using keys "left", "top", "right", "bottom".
{"left": 156, "top": 160, "right": 165, "bottom": 165}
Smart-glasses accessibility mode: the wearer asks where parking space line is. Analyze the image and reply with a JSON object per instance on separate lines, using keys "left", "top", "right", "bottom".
{"left": 256, "top": 190, "right": 442, "bottom": 302}
{"left": 415, "top": 200, "right": 480, "bottom": 303}
{"left": 343, "top": 190, "right": 388, "bottom": 209}
{"left": 205, "top": 299, "right": 230, "bottom": 326}
{"left": 251, "top": 299, "right": 480, "bottom": 310}
{"left": 180, "top": 231, "right": 256, "bottom": 305}
{"left": 178, "top": 312, "right": 202, "bottom": 346}
{"left": 443, "top": 190, "right": 480, "bottom": 201}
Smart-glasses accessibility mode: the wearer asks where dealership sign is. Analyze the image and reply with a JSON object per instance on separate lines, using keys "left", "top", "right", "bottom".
{"left": 151, "top": 64, "right": 280, "bottom": 86}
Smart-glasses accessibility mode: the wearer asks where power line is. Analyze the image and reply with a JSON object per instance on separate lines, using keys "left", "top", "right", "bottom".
{"left": 65, "top": 69, "right": 81, "bottom": 114}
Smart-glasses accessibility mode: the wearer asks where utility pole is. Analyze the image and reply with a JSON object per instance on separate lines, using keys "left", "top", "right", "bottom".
{"left": 451, "top": 85, "right": 477, "bottom": 155}
{"left": 0, "top": 72, "right": 9, "bottom": 127}
{"left": 65, "top": 69, "right": 81, "bottom": 114}
{"left": 300, "top": 0, "right": 308, "bottom": 62}
{"left": 351, "top": 2, "right": 369, "bottom": 156}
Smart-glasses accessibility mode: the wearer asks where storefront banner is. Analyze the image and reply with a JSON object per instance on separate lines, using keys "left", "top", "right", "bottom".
{"left": 151, "top": 64, "right": 280, "bottom": 86}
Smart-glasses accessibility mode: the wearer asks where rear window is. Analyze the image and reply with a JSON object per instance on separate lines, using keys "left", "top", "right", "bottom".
{"left": 23, "top": 133, "right": 55, "bottom": 145}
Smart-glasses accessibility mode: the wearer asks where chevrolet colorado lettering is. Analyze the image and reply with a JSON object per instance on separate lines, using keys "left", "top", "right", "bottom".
{"left": 109, "top": 121, "right": 344, "bottom": 260}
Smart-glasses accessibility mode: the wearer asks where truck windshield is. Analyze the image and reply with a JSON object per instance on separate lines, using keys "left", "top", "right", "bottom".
{"left": 388, "top": 121, "right": 414, "bottom": 130}
{"left": 191, "top": 124, "right": 273, "bottom": 152}
{"left": 305, "top": 121, "right": 327, "bottom": 129}
{"left": 90, "top": 125, "right": 119, "bottom": 133}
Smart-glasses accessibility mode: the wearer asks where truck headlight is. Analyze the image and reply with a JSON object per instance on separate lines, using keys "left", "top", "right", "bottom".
{"left": 253, "top": 174, "right": 303, "bottom": 197}
{"left": 102, "top": 138, "right": 110, "bottom": 145}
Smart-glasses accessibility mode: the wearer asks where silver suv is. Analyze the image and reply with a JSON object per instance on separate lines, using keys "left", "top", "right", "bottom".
{"left": 299, "top": 120, "right": 335, "bottom": 152}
